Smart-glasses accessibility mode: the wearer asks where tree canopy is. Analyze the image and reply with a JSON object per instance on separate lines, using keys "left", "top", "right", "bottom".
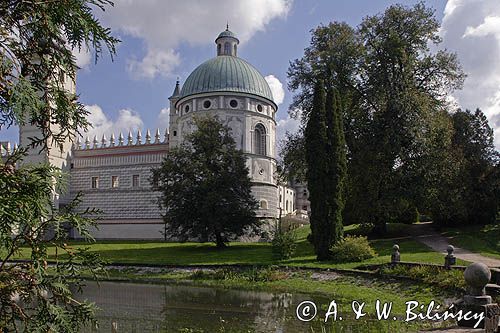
{"left": 154, "top": 116, "right": 259, "bottom": 249}
{"left": 283, "top": 2, "right": 497, "bottom": 232}
{"left": 0, "top": 0, "right": 118, "bottom": 331}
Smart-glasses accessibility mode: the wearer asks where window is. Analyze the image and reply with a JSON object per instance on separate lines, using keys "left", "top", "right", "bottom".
{"left": 260, "top": 200, "right": 268, "bottom": 209}
{"left": 224, "top": 42, "right": 231, "bottom": 55}
{"left": 203, "top": 100, "right": 211, "bottom": 109}
{"left": 303, "top": 205, "right": 308, "bottom": 211}
{"left": 184, "top": 105, "right": 190, "bottom": 113}
{"left": 229, "top": 99, "right": 238, "bottom": 108}
{"left": 217, "top": 44, "right": 221, "bottom": 55}
{"left": 132, "top": 175, "right": 139, "bottom": 187}
{"left": 91, "top": 177, "right": 99, "bottom": 189}
{"left": 257, "top": 104, "right": 263, "bottom": 112}
{"left": 285, "top": 200, "right": 289, "bottom": 211}
{"left": 173, "top": 130, "right": 177, "bottom": 137}
{"left": 112, "top": 176, "right": 119, "bottom": 188}
{"left": 253, "top": 124, "right": 266, "bottom": 155}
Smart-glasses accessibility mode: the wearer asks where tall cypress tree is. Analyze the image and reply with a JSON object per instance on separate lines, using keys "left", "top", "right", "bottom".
{"left": 325, "top": 88, "right": 347, "bottom": 245}
{"left": 305, "top": 80, "right": 330, "bottom": 260}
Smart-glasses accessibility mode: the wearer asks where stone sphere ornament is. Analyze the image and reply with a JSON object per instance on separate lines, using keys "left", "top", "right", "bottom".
{"left": 464, "top": 262, "right": 491, "bottom": 296}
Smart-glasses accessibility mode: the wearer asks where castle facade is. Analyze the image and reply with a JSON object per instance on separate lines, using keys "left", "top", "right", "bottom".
{"left": 1, "top": 28, "right": 309, "bottom": 239}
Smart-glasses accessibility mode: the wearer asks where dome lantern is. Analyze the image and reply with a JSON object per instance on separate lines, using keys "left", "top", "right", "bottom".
{"left": 215, "top": 24, "right": 239, "bottom": 57}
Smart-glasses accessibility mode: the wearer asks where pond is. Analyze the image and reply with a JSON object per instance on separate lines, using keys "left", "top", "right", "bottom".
{"left": 76, "top": 281, "right": 421, "bottom": 333}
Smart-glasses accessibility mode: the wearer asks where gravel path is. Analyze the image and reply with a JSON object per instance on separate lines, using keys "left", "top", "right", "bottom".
{"left": 407, "top": 222, "right": 500, "bottom": 268}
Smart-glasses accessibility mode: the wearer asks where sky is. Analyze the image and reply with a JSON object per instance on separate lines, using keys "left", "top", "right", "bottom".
{"left": 2, "top": 0, "right": 500, "bottom": 149}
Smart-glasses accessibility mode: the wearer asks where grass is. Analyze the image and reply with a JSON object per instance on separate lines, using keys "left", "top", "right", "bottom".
{"left": 442, "top": 223, "right": 500, "bottom": 259}
{"left": 12, "top": 223, "right": 461, "bottom": 269}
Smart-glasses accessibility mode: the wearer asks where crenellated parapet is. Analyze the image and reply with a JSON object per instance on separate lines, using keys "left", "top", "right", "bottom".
{"left": 74, "top": 128, "right": 168, "bottom": 151}
{"left": 0, "top": 141, "right": 18, "bottom": 157}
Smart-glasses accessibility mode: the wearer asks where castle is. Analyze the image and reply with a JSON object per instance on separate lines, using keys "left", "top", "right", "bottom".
{"left": 0, "top": 28, "right": 309, "bottom": 239}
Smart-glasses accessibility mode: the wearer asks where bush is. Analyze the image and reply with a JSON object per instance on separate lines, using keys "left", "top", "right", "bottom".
{"left": 380, "top": 265, "right": 465, "bottom": 290}
{"left": 330, "top": 236, "right": 376, "bottom": 263}
{"left": 272, "top": 228, "right": 297, "bottom": 260}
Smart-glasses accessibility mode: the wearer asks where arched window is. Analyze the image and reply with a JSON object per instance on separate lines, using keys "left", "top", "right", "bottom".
{"left": 224, "top": 42, "right": 231, "bottom": 55}
{"left": 254, "top": 124, "right": 266, "bottom": 155}
{"left": 260, "top": 200, "right": 268, "bottom": 210}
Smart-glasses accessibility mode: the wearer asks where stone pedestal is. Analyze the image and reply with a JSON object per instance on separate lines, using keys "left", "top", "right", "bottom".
{"left": 457, "top": 263, "right": 500, "bottom": 333}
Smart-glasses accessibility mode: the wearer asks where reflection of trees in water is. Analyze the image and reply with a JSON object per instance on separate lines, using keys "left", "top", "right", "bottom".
{"left": 160, "top": 285, "right": 291, "bottom": 332}
{"left": 75, "top": 282, "right": 416, "bottom": 333}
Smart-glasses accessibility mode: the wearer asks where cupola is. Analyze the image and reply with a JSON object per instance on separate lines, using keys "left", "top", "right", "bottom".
{"left": 215, "top": 24, "right": 239, "bottom": 57}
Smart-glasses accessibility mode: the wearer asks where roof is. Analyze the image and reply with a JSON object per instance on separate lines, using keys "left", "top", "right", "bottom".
{"left": 216, "top": 29, "right": 238, "bottom": 42}
{"left": 178, "top": 55, "right": 274, "bottom": 103}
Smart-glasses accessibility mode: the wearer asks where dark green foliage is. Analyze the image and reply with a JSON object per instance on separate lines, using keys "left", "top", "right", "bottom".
{"left": 305, "top": 81, "right": 330, "bottom": 260}
{"left": 286, "top": 2, "right": 470, "bottom": 234}
{"left": 154, "top": 117, "right": 259, "bottom": 249}
{"left": 305, "top": 82, "right": 347, "bottom": 260}
{"left": 381, "top": 265, "right": 466, "bottom": 291}
{"left": 0, "top": 1, "right": 118, "bottom": 331}
{"left": 271, "top": 225, "right": 297, "bottom": 260}
{"left": 330, "top": 236, "right": 377, "bottom": 263}
{"left": 0, "top": 0, "right": 119, "bottom": 147}
{"left": 325, "top": 89, "right": 347, "bottom": 243}
{"left": 431, "top": 109, "right": 499, "bottom": 226}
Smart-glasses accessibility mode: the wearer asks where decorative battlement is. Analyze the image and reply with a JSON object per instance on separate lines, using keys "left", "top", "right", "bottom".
{"left": 74, "top": 128, "right": 168, "bottom": 151}
{"left": 0, "top": 141, "right": 18, "bottom": 157}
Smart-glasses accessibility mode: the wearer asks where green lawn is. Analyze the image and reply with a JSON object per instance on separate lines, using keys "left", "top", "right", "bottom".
{"left": 12, "top": 223, "right": 458, "bottom": 269}
{"left": 442, "top": 223, "right": 500, "bottom": 259}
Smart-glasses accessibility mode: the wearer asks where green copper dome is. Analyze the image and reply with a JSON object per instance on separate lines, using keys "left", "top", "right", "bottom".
{"left": 179, "top": 56, "right": 274, "bottom": 103}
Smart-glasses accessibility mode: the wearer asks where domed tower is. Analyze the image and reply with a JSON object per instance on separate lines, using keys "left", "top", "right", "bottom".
{"left": 169, "top": 27, "right": 278, "bottom": 218}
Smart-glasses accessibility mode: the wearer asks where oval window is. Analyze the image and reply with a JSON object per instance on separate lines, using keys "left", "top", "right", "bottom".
{"left": 184, "top": 105, "right": 190, "bottom": 113}
{"left": 229, "top": 99, "right": 238, "bottom": 108}
{"left": 257, "top": 104, "right": 263, "bottom": 112}
{"left": 203, "top": 100, "right": 211, "bottom": 109}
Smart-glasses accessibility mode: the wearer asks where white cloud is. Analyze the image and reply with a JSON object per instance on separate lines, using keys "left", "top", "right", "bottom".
{"left": 101, "top": 0, "right": 291, "bottom": 78}
{"left": 276, "top": 116, "right": 300, "bottom": 144}
{"left": 83, "top": 104, "right": 143, "bottom": 141}
{"left": 157, "top": 107, "right": 170, "bottom": 129}
{"left": 441, "top": 0, "right": 500, "bottom": 148}
{"left": 127, "top": 49, "right": 180, "bottom": 79}
{"left": 265, "top": 74, "right": 285, "bottom": 105}
{"left": 72, "top": 47, "right": 91, "bottom": 69}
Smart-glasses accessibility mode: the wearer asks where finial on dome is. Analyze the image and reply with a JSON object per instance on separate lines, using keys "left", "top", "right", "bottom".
{"left": 226, "top": 22, "right": 229, "bottom": 30}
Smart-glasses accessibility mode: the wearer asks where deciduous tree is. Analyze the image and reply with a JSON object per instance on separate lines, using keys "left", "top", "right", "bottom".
{"left": 154, "top": 117, "right": 259, "bottom": 249}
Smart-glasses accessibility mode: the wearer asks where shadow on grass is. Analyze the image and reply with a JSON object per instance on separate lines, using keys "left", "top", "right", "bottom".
{"left": 48, "top": 242, "right": 275, "bottom": 266}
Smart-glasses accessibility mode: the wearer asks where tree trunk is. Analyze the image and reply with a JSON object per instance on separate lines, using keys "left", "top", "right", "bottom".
{"left": 215, "top": 233, "right": 226, "bottom": 249}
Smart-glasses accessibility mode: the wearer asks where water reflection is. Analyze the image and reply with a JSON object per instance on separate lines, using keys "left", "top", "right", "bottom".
{"left": 76, "top": 281, "right": 419, "bottom": 333}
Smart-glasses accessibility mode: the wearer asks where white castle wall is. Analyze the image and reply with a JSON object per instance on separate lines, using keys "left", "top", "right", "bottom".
{"left": 170, "top": 93, "right": 279, "bottom": 218}
{"left": 68, "top": 130, "right": 168, "bottom": 239}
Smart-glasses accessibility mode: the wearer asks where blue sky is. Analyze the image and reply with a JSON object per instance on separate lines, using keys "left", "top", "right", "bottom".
{"left": 2, "top": 0, "right": 500, "bottom": 148}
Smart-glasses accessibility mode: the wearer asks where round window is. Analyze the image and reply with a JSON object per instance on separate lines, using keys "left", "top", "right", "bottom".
{"left": 203, "top": 100, "right": 211, "bottom": 109}
{"left": 184, "top": 105, "right": 190, "bottom": 113}
{"left": 257, "top": 104, "right": 263, "bottom": 112}
{"left": 229, "top": 99, "right": 238, "bottom": 108}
